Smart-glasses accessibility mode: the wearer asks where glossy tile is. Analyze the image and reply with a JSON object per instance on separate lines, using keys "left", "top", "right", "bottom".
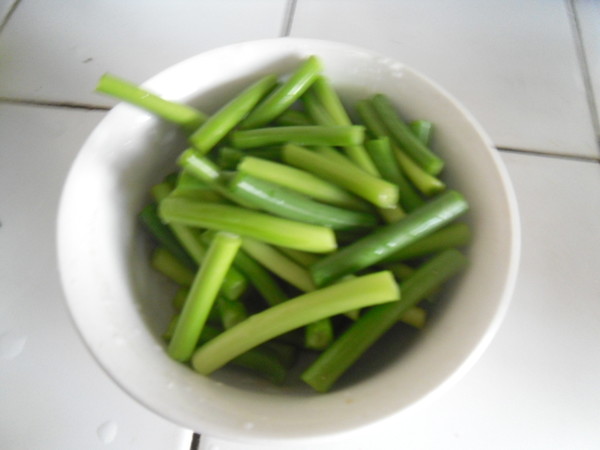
{"left": 575, "top": 0, "right": 600, "bottom": 142}
{"left": 0, "top": 0, "right": 288, "bottom": 106}
{"left": 290, "top": 0, "right": 598, "bottom": 158}
{"left": 0, "top": 103, "right": 190, "bottom": 450}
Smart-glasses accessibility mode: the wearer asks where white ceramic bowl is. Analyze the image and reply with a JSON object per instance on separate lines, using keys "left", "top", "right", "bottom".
{"left": 57, "top": 38, "right": 520, "bottom": 444}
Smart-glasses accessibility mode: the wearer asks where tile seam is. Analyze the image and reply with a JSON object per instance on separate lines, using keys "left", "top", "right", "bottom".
{"left": 0, "top": 0, "right": 21, "bottom": 34}
{"left": 281, "top": 0, "right": 298, "bottom": 37}
{"left": 566, "top": 0, "right": 600, "bottom": 156}
{"left": 497, "top": 146, "right": 600, "bottom": 164}
{"left": 190, "top": 433, "right": 200, "bottom": 450}
{"left": 0, "top": 97, "right": 110, "bottom": 111}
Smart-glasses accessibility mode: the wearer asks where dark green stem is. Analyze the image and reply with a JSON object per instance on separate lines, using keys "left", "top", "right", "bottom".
{"left": 309, "top": 190, "right": 469, "bottom": 286}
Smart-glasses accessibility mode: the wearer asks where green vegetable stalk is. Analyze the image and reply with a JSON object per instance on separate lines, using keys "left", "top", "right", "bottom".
{"left": 241, "top": 55, "right": 323, "bottom": 128}
{"left": 151, "top": 247, "right": 195, "bottom": 286}
{"left": 371, "top": 93, "right": 444, "bottom": 175}
{"left": 191, "top": 270, "right": 400, "bottom": 375}
{"left": 96, "top": 73, "right": 206, "bottom": 132}
{"left": 238, "top": 156, "right": 370, "bottom": 211}
{"left": 159, "top": 197, "right": 337, "bottom": 253}
{"left": 310, "top": 190, "right": 469, "bottom": 286}
{"left": 228, "top": 173, "right": 377, "bottom": 230}
{"left": 167, "top": 232, "right": 241, "bottom": 362}
{"left": 230, "top": 125, "right": 365, "bottom": 149}
{"left": 189, "top": 75, "right": 277, "bottom": 154}
{"left": 310, "top": 76, "right": 379, "bottom": 175}
{"left": 282, "top": 144, "right": 399, "bottom": 209}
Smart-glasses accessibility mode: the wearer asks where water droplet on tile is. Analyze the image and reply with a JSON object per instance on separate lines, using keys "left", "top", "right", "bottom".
{"left": 97, "top": 421, "right": 118, "bottom": 444}
{"left": 0, "top": 332, "right": 27, "bottom": 359}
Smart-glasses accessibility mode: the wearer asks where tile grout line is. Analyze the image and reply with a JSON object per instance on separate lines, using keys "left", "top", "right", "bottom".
{"left": 280, "top": 0, "right": 298, "bottom": 37}
{"left": 0, "top": 0, "right": 21, "bottom": 34}
{"left": 189, "top": 432, "right": 200, "bottom": 450}
{"left": 566, "top": 0, "right": 600, "bottom": 155}
{"left": 497, "top": 146, "right": 600, "bottom": 164}
{"left": 1, "top": 97, "right": 597, "bottom": 165}
{"left": 0, "top": 97, "right": 110, "bottom": 111}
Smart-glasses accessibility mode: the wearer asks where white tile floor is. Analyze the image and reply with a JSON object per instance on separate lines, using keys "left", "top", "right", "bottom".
{"left": 1, "top": 1, "right": 598, "bottom": 449}
{"left": 0, "top": 0, "right": 289, "bottom": 106}
{"left": 0, "top": 104, "right": 193, "bottom": 449}
{"left": 290, "top": 0, "right": 598, "bottom": 159}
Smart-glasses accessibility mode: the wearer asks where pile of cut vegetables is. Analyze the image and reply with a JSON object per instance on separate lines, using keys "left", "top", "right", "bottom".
{"left": 97, "top": 56, "right": 471, "bottom": 392}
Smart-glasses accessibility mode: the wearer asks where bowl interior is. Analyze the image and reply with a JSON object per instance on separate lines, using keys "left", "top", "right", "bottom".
{"left": 58, "top": 38, "right": 519, "bottom": 442}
